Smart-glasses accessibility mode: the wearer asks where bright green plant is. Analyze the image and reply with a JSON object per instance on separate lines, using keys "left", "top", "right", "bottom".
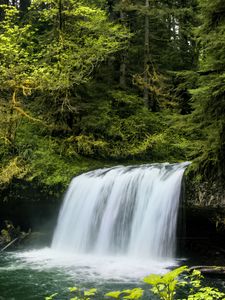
{"left": 187, "top": 287, "right": 225, "bottom": 300}
{"left": 105, "top": 288, "right": 144, "bottom": 299}
{"left": 143, "top": 267, "right": 225, "bottom": 300}
{"left": 184, "top": 270, "right": 225, "bottom": 300}
{"left": 143, "top": 266, "right": 188, "bottom": 300}
{"left": 45, "top": 287, "right": 97, "bottom": 300}
{"left": 45, "top": 266, "right": 225, "bottom": 300}
{"left": 45, "top": 293, "right": 58, "bottom": 300}
{"left": 0, "top": 0, "right": 130, "bottom": 188}
{"left": 69, "top": 287, "right": 97, "bottom": 300}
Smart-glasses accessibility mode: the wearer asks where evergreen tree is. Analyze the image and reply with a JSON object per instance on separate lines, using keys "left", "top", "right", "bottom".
{"left": 191, "top": 0, "right": 225, "bottom": 179}
{"left": 111, "top": 0, "right": 198, "bottom": 110}
{"left": 0, "top": 0, "right": 205, "bottom": 188}
{"left": 0, "top": 0, "right": 130, "bottom": 185}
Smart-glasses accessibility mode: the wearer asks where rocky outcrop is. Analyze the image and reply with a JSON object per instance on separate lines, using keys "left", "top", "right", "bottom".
{"left": 185, "top": 175, "right": 225, "bottom": 233}
{"left": 185, "top": 178, "right": 225, "bottom": 209}
{"left": 183, "top": 174, "right": 225, "bottom": 264}
{"left": 0, "top": 178, "right": 63, "bottom": 235}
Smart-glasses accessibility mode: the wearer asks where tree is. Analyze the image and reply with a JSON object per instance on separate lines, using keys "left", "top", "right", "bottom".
{"left": 0, "top": 0, "right": 129, "bottom": 135}
{"left": 0, "top": 5, "right": 37, "bottom": 144}
{"left": 0, "top": 0, "right": 129, "bottom": 186}
{"left": 190, "top": 0, "right": 225, "bottom": 179}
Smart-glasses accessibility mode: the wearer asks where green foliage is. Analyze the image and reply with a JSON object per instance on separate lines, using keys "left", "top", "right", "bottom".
{"left": 186, "top": 0, "right": 225, "bottom": 180}
{"left": 0, "top": 0, "right": 223, "bottom": 188}
{"left": 143, "top": 266, "right": 188, "bottom": 300}
{"left": 67, "top": 286, "right": 97, "bottom": 300}
{"left": 0, "top": 157, "right": 27, "bottom": 188}
{"left": 198, "top": 0, "right": 225, "bottom": 71}
{"left": 0, "top": 0, "right": 131, "bottom": 188}
{"left": 184, "top": 270, "right": 225, "bottom": 300}
{"left": 187, "top": 287, "right": 225, "bottom": 300}
{"left": 105, "top": 291, "right": 122, "bottom": 299}
{"left": 105, "top": 288, "right": 143, "bottom": 300}
{"left": 45, "top": 293, "right": 58, "bottom": 300}
{"left": 17, "top": 127, "right": 106, "bottom": 186}
{"left": 0, "top": 0, "right": 129, "bottom": 108}
{"left": 45, "top": 267, "right": 225, "bottom": 300}
{"left": 0, "top": 5, "right": 35, "bottom": 90}
{"left": 29, "top": 0, "right": 129, "bottom": 91}
{"left": 144, "top": 267, "right": 225, "bottom": 300}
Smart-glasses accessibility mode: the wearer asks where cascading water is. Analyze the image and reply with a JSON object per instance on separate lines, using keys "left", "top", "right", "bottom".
{"left": 5, "top": 162, "right": 189, "bottom": 289}
{"left": 52, "top": 162, "right": 189, "bottom": 261}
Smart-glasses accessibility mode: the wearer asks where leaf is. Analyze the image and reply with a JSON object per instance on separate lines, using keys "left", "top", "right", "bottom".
{"left": 143, "top": 274, "right": 162, "bottom": 285}
{"left": 69, "top": 287, "right": 78, "bottom": 292}
{"left": 162, "top": 266, "right": 188, "bottom": 283}
{"left": 105, "top": 291, "right": 121, "bottom": 298}
{"left": 122, "top": 288, "right": 143, "bottom": 299}
{"left": 84, "top": 288, "right": 97, "bottom": 296}
{"left": 45, "top": 293, "right": 58, "bottom": 300}
{"left": 158, "top": 283, "right": 167, "bottom": 291}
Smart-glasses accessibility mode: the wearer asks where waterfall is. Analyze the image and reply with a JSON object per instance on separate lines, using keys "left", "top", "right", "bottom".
{"left": 52, "top": 162, "right": 189, "bottom": 260}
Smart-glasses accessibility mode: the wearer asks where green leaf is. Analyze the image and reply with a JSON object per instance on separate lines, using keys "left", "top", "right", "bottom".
{"left": 122, "top": 288, "right": 143, "bottom": 299}
{"left": 162, "top": 266, "right": 188, "bottom": 283}
{"left": 45, "top": 293, "right": 58, "bottom": 300}
{"left": 84, "top": 288, "right": 97, "bottom": 296}
{"left": 69, "top": 287, "right": 78, "bottom": 292}
{"left": 143, "top": 274, "right": 162, "bottom": 285}
{"left": 105, "top": 291, "right": 121, "bottom": 298}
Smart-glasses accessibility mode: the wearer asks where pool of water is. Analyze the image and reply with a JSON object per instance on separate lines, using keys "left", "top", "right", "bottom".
{"left": 0, "top": 248, "right": 178, "bottom": 300}
{"left": 1, "top": 249, "right": 224, "bottom": 300}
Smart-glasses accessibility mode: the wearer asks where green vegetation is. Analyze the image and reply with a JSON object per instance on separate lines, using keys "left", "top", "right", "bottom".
{"left": 44, "top": 266, "right": 225, "bottom": 299}
{"left": 0, "top": 0, "right": 225, "bottom": 190}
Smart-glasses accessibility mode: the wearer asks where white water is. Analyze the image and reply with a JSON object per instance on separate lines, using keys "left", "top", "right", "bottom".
{"left": 13, "top": 248, "right": 179, "bottom": 282}
{"left": 52, "top": 163, "right": 189, "bottom": 261}
{"left": 3, "top": 163, "right": 188, "bottom": 285}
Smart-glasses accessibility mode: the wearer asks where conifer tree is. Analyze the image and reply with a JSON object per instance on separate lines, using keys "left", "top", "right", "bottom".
{"left": 192, "top": 0, "right": 225, "bottom": 179}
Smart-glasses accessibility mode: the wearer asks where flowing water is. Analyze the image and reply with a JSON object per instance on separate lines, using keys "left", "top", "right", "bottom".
{"left": 0, "top": 163, "right": 191, "bottom": 299}
{"left": 52, "top": 163, "right": 189, "bottom": 259}
{"left": 0, "top": 250, "right": 179, "bottom": 299}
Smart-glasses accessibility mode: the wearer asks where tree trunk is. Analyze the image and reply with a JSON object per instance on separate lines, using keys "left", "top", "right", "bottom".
{"left": 119, "top": 10, "right": 126, "bottom": 89}
{"left": 143, "top": 0, "right": 149, "bottom": 107}
{"left": 172, "top": 13, "right": 177, "bottom": 42}
{"left": 19, "top": 0, "right": 31, "bottom": 14}
{"left": 59, "top": 0, "right": 63, "bottom": 31}
{"left": 190, "top": 266, "right": 225, "bottom": 276}
{"left": 6, "top": 90, "right": 17, "bottom": 145}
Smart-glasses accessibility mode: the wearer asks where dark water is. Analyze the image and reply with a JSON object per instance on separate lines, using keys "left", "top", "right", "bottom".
{"left": 0, "top": 250, "right": 224, "bottom": 300}
{"left": 0, "top": 252, "right": 74, "bottom": 300}
{"left": 0, "top": 249, "right": 161, "bottom": 300}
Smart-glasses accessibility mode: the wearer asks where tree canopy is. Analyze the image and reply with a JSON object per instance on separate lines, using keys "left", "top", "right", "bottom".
{"left": 0, "top": 0, "right": 224, "bottom": 188}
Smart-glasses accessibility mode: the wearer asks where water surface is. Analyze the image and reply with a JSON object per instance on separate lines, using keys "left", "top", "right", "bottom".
{"left": 0, "top": 248, "right": 177, "bottom": 300}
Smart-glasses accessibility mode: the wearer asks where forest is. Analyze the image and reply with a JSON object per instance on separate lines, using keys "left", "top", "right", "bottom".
{"left": 0, "top": 1, "right": 225, "bottom": 299}
{"left": 0, "top": 0, "right": 224, "bottom": 191}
